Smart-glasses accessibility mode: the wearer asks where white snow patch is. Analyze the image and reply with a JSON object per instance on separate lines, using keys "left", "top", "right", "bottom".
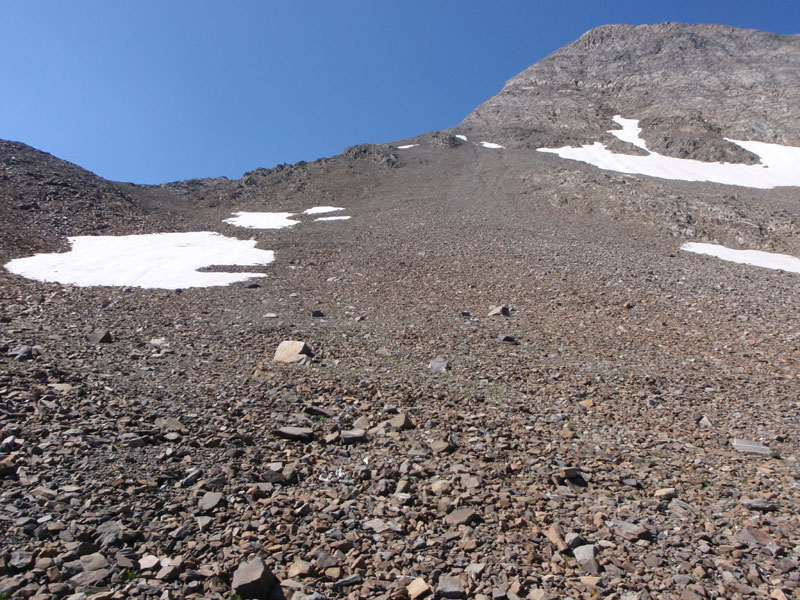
{"left": 224, "top": 212, "right": 299, "bottom": 229}
{"left": 538, "top": 116, "right": 800, "bottom": 189}
{"left": 455, "top": 135, "right": 468, "bottom": 141}
{"left": 479, "top": 141, "right": 505, "bottom": 149}
{"left": 303, "top": 206, "right": 345, "bottom": 215}
{"left": 681, "top": 243, "right": 800, "bottom": 274}
{"left": 4, "top": 232, "right": 275, "bottom": 289}
{"left": 315, "top": 216, "right": 352, "bottom": 222}
{"left": 608, "top": 115, "right": 648, "bottom": 150}
{"left": 397, "top": 144, "right": 418, "bottom": 149}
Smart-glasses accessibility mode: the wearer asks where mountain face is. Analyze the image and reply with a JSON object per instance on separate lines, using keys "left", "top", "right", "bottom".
{"left": 1, "top": 24, "right": 799, "bottom": 600}
{"left": 461, "top": 23, "right": 800, "bottom": 159}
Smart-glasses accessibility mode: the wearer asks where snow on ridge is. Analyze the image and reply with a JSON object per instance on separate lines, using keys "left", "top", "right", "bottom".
{"left": 303, "top": 206, "right": 345, "bottom": 215}
{"left": 681, "top": 242, "right": 800, "bottom": 274}
{"left": 455, "top": 135, "right": 468, "bottom": 141}
{"left": 224, "top": 212, "right": 299, "bottom": 229}
{"left": 608, "top": 115, "right": 648, "bottom": 150}
{"left": 538, "top": 116, "right": 800, "bottom": 189}
{"left": 4, "top": 232, "right": 274, "bottom": 289}
{"left": 397, "top": 144, "right": 418, "bottom": 149}
{"left": 315, "top": 216, "right": 351, "bottom": 222}
{"left": 479, "top": 141, "right": 505, "bottom": 149}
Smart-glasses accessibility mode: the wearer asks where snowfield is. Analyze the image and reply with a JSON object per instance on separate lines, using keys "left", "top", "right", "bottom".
{"left": 4, "top": 232, "right": 275, "bottom": 289}
{"left": 681, "top": 243, "right": 800, "bottom": 274}
{"left": 303, "top": 206, "right": 346, "bottom": 215}
{"left": 539, "top": 116, "right": 800, "bottom": 189}
{"left": 223, "top": 212, "right": 299, "bottom": 229}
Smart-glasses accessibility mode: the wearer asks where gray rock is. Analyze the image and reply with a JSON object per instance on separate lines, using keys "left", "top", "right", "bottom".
{"left": 609, "top": 519, "right": 652, "bottom": 540}
{"left": 436, "top": 574, "right": 466, "bottom": 599}
{"left": 199, "top": 491, "right": 224, "bottom": 512}
{"left": 742, "top": 498, "right": 777, "bottom": 512}
{"left": 9, "top": 345, "right": 33, "bottom": 360}
{"left": 487, "top": 305, "right": 510, "bottom": 317}
{"left": 731, "top": 438, "right": 773, "bottom": 456}
{"left": 573, "top": 544, "right": 600, "bottom": 574}
{"left": 331, "top": 574, "right": 363, "bottom": 589}
{"left": 87, "top": 329, "right": 113, "bottom": 344}
{"left": 275, "top": 427, "right": 314, "bottom": 442}
{"left": 341, "top": 429, "right": 367, "bottom": 444}
{"left": 231, "top": 557, "right": 277, "bottom": 599}
{"left": 429, "top": 357, "right": 450, "bottom": 373}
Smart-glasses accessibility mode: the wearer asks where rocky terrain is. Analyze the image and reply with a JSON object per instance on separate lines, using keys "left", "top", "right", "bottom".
{"left": 1, "top": 23, "right": 799, "bottom": 600}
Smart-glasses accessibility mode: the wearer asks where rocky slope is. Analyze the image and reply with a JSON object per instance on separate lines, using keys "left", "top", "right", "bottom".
{"left": 460, "top": 23, "right": 800, "bottom": 158}
{"left": 1, "top": 23, "right": 799, "bottom": 600}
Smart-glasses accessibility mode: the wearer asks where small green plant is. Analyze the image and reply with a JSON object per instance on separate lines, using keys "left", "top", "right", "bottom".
{"left": 123, "top": 567, "right": 139, "bottom": 581}
{"left": 230, "top": 594, "right": 243, "bottom": 600}
{"left": 1, "top": 593, "right": 11, "bottom": 600}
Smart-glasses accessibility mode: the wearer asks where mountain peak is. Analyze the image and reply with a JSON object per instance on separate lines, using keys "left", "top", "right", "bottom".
{"left": 459, "top": 23, "right": 800, "bottom": 156}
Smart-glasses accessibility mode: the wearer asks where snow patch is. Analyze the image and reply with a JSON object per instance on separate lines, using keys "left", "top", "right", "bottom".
{"left": 5, "top": 232, "right": 275, "bottom": 289}
{"left": 479, "top": 141, "right": 505, "bottom": 149}
{"left": 608, "top": 115, "right": 648, "bottom": 150}
{"left": 224, "top": 212, "right": 298, "bottom": 229}
{"left": 315, "top": 216, "right": 352, "bottom": 222}
{"left": 303, "top": 206, "right": 345, "bottom": 215}
{"left": 397, "top": 144, "right": 418, "bottom": 149}
{"left": 455, "top": 135, "right": 468, "bottom": 141}
{"left": 681, "top": 243, "right": 800, "bottom": 274}
{"left": 538, "top": 116, "right": 800, "bottom": 189}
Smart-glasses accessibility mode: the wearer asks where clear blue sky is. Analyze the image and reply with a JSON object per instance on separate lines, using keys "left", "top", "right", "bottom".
{"left": 1, "top": 1, "right": 798, "bottom": 184}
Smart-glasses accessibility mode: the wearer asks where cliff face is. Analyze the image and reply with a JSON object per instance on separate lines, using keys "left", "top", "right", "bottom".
{"left": 459, "top": 24, "right": 800, "bottom": 159}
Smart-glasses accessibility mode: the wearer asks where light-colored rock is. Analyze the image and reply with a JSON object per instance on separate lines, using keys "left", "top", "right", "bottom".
{"left": 731, "top": 438, "right": 773, "bottom": 456}
{"left": 273, "top": 340, "right": 313, "bottom": 363}
{"left": 407, "top": 577, "right": 431, "bottom": 600}
{"left": 573, "top": 544, "right": 600, "bottom": 574}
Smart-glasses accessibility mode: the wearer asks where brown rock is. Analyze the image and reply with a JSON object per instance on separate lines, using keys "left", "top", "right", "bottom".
{"left": 445, "top": 508, "right": 478, "bottom": 526}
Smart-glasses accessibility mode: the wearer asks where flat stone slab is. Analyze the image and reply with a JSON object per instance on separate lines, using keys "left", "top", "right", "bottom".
{"left": 444, "top": 508, "right": 478, "bottom": 526}
{"left": 731, "top": 438, "right": 773, "bottom": 456}
{"left": 429, "top": 357, "right": 450, "bottom": 373}
{"left": 275, "top": 427, "right": 314, "bottom": 442}
{"left": 273, "top": 340, "right": 313, "bottom": 363}
{"left": 232, "top": 557, "right": 276, "bottom": 599}
{"left": 436, "top": 574, "right": 466, "bottom": 599}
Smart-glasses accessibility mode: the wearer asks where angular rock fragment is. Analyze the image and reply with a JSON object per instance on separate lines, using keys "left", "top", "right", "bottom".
{"left": 741, "top": 498, "right": 777, "bottom": 512}
{"left": 436, "top": 574, "right": 466, "bottom": 599}
{"left": 87, "top": 329, "right": 113, "bottom": 343}
{"left": 609, "top": 519, "right": 652, "bottom": 541}
{"left": 341, "top": 429, "right": 367, "bottom": 444}
{"left": 388, "top": 413, "right": 415, "bottom": 430}
{"left": 275, "top": 427, "right": 314, "bottom": 442}
{"left": 429, "top": 356, "right": 450, "bottom": 373}
{"left": 273, "top": 340, "right": 313, "bottom": 364}
{"left": 407, "top": 577, "right": 431, "bottom": 600}
{"left": 444, "top": 508, "right": 478, "bottom": 526}
{"left": 573, "top": 544, "right": 600, "bottom": 574}
{"left": 730, "top": 438, "right": 773, "bottom": 456}
{"left": 231, "top": 557, "right": 277, "bottom": 599}
{"left": 198, "top": 491, "right": 224, "bottom": 512}
{"left": 545, "top": 523, "right": 569, "bottom": 552}
{"left": 487, "top": 305, "right": 510, "bottom": 317}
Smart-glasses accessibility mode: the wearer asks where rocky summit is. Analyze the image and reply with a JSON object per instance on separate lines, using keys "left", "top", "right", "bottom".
{"left": 2, "top": 23, "right": 800, "bottom": 600}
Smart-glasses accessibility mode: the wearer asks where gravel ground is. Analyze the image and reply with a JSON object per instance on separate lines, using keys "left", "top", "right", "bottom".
{"left": 2, "top": 22, "right": 799, "bottom": 600}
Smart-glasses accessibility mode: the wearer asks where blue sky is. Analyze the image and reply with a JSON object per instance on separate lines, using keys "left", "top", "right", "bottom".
{"left": 1, "top": 1, "right": 798, "bottom": 184}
